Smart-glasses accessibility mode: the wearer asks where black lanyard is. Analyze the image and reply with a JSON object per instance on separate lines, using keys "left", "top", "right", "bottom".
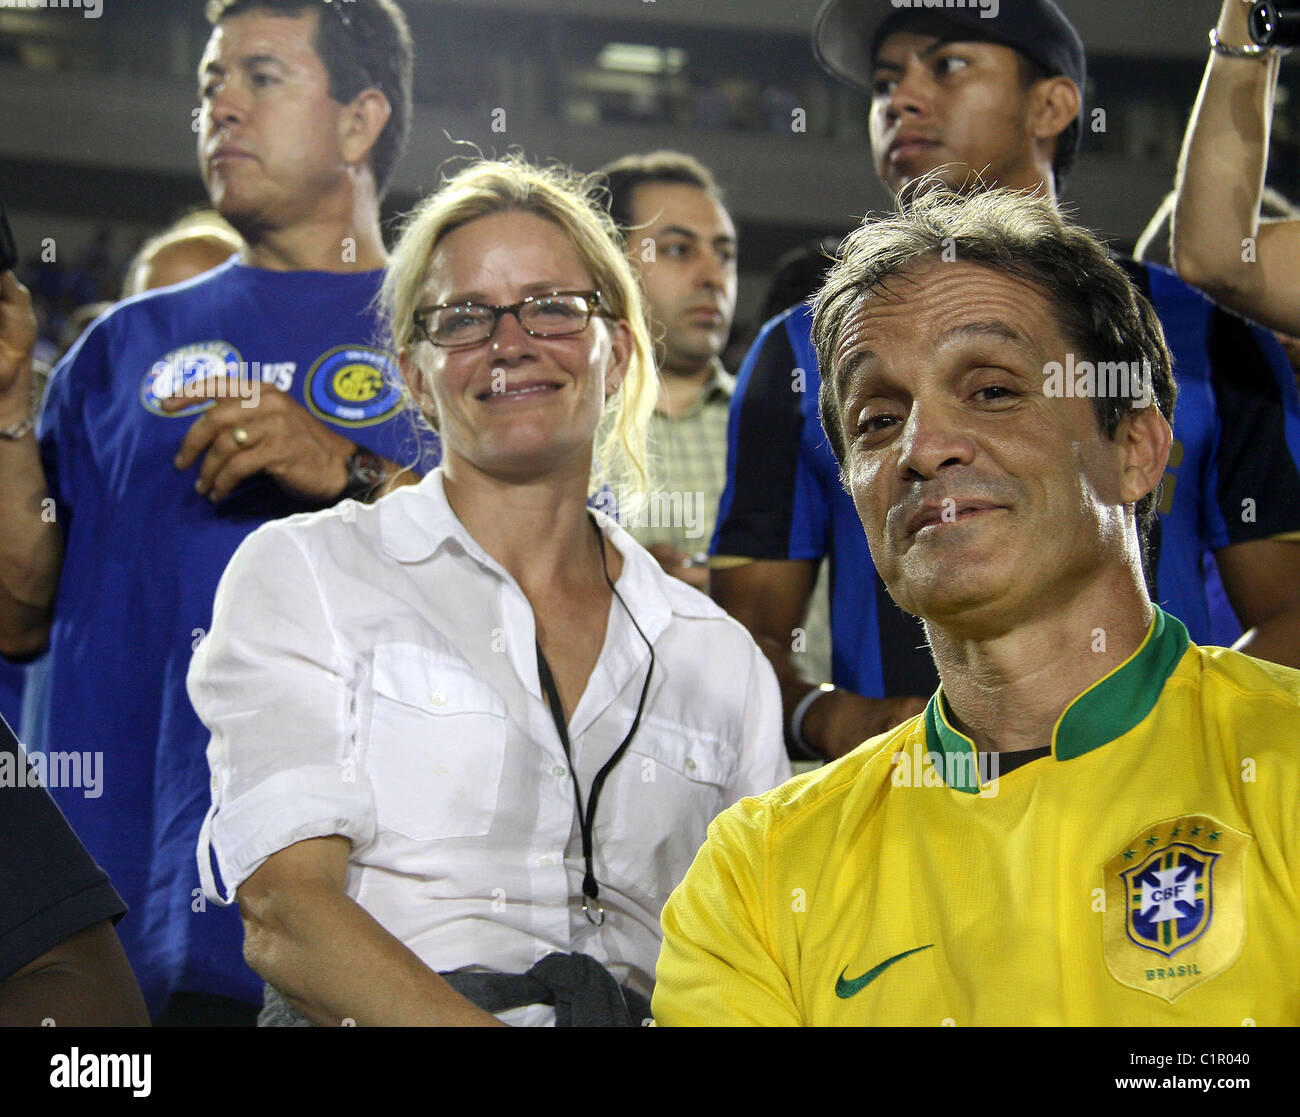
{"left": 534, "top": 523, "right": 654, "bottom": 926}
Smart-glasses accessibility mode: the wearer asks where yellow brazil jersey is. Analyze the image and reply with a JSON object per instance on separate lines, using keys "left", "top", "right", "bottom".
{"left": 654, "top": 608, "right": 1300, "bottom": 1026}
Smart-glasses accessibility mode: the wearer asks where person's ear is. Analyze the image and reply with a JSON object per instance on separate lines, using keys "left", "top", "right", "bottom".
{"left": 1029, "top": 76, "right": 1080, "bottom": 149}
{"left": 604, "top": 318, "right": 632, "bottom": 400}
{"left": 338, "top": 88, "right": 392, "bottom": 171}
{"left": 1117, "top": 402, "right": 1172, "bottom": 511}
{"left": 399, "top": 348, "right": 438, "bottom": 430}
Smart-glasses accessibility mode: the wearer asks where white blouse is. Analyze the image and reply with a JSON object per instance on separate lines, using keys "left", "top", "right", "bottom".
{"left": 189, "top": 467, "right": 790, "bottom": 1025}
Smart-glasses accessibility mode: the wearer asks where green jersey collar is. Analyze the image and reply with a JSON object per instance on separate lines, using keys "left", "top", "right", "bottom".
{"left": 922, "top": 606, "right": 1191, "bottom": 793}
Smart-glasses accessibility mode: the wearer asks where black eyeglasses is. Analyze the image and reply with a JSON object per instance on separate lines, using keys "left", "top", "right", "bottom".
{"left": 413, "top": 291, "right": 607, "bottom": 348}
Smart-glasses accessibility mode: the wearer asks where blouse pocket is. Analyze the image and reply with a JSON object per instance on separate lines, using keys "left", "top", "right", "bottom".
{"left": 601, "top": 717, "right": 735, "bottom": 903}
{"left": 365, "top": 643, "right": 507, "bottom": 841}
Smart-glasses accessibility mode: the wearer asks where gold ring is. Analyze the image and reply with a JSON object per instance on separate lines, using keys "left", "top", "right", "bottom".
{"left": 231, "top": 426, "right": 250, "bottom": 447}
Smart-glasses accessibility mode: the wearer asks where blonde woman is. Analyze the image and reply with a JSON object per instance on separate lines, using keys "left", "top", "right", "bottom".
{"left": 189, "top": 157, "right": 789, "bottom": 1027}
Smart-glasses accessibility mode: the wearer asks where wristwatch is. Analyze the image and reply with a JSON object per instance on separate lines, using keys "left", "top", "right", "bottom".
{"left": 339, "top": 446, "right": 389, "bottom": 502}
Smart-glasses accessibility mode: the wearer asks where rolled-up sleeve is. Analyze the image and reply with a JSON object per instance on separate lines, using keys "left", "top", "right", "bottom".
{"left": 189, "top": 521, "right": 376, "bottom": 904}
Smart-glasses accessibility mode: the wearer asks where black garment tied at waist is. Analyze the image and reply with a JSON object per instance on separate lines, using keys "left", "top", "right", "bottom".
{"left": 258, "top": 951, "right": 653, "bottom": 1028}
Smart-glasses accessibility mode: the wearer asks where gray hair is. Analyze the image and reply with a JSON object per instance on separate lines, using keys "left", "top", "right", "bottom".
{"left": 812, "top": 186, "right": 1177, "bottom": 546}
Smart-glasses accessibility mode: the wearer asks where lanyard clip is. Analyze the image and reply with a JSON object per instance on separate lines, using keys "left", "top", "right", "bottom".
{"left": 581, "top": 876, "right": 606, "bottom": 925}
{"left": 581, "top": 895, "right": 606, "bottom": 926}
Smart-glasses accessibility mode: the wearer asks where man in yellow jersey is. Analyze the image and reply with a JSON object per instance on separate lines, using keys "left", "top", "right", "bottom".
{"left": 653, "top": 187, "right": 1300, "bottom": 1026}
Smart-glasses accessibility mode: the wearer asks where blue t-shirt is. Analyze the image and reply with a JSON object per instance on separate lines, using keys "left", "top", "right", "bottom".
{"left": 26, "top": 259, "right": 437, "bottom": 1014}
{"left": 713, "top": 263, "right": 1300, "bottom": 700}
{"left": 0, "top": 662, "right": 22, "bottom": 737}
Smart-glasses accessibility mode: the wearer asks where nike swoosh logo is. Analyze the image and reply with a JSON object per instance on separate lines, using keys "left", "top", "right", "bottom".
{"left": 836, "top": 944, "right": 934, "bottom": 999}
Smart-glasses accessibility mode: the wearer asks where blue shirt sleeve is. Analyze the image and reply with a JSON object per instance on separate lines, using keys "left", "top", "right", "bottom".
{"left": 1201, "top": 309, "right": 1300, "bottom": 550}
{"left": 36, "top": 319, "right": 108, "bottom": 520}
{"left": 712, "top": 307, "right": 828, "bottom": 561}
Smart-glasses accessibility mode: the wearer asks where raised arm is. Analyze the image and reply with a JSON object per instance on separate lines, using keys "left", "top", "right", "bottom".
{"left": 1172, "top": 0, "right": 1300, "bottom": 335}
{"left": 0, "top": 273, "right": 62, "bottom": 659}
{"left": 237, "top": 835, "right": 502, "bottom": 1027}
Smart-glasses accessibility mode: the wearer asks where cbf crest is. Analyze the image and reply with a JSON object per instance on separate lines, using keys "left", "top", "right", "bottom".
{"left": 1102, "top": 814, "right": 1248, "bottom": 1002}
{"left": 304, "top": 346, "right": 404, "bottom": 427}
{"left": 1124, "top": 843, "right": 1215, "bottom": 955}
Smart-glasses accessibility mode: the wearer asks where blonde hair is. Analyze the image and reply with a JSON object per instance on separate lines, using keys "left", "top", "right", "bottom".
{"left": 379, "top": 155, "right": 657, "bottom": 506}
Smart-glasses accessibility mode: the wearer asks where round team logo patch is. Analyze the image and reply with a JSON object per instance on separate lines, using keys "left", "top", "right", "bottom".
{"left": 140, "top": 341, "right": 243, "bottom": 417}
{"left": 304, "top": 346, "right": 404, "bottom": 427}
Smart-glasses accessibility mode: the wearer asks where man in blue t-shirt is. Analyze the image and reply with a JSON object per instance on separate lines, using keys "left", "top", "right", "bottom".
{"left": 0, "top": 0, "right": 430, "bottom": 1023}
{"left": 712, "top": 0, "right": 1300, "bottom": 762}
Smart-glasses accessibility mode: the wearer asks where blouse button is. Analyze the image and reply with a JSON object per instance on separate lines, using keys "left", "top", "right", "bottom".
{"left": 552, "top": 765, "right": 567, "bottom": 778}
{"left": 430, "top": 691, "right": 446, "bottom": 707}
{"left": 685, "top": 758, "right": 697, "bottom": 772}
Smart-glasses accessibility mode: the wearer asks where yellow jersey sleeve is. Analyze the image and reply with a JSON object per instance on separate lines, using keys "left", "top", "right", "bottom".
{"left": 653, "top": 798, "right": 801, "bottom": 1026}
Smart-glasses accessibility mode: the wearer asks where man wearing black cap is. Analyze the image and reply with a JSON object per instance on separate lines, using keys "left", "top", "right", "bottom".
{"left": 710, "top": 0, "right": 1300, "bottom": 765}
{"left": 816, "top": 0, "right": 1086, "bottom": 202}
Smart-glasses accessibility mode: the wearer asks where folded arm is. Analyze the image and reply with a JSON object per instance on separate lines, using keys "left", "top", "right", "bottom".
{"left": 238, "top": 835, "right": 504, "bottom": 1027}
{"left": 1217, "top": 537, "right": 1300, "bottom": 669}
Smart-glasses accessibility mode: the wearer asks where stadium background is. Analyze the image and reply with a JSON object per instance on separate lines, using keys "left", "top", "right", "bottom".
{"left": 3, "top": 0, "right": 1298, "bottom": 358}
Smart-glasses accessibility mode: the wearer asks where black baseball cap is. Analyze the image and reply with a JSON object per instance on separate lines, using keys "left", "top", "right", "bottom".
{"left": 813, "top": 0, "right": 1087, "bottom": 149}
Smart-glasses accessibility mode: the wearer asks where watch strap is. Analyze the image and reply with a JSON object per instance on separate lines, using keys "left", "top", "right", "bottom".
{"left": 340, "top": 447, "right": 388, "bottom": 502}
